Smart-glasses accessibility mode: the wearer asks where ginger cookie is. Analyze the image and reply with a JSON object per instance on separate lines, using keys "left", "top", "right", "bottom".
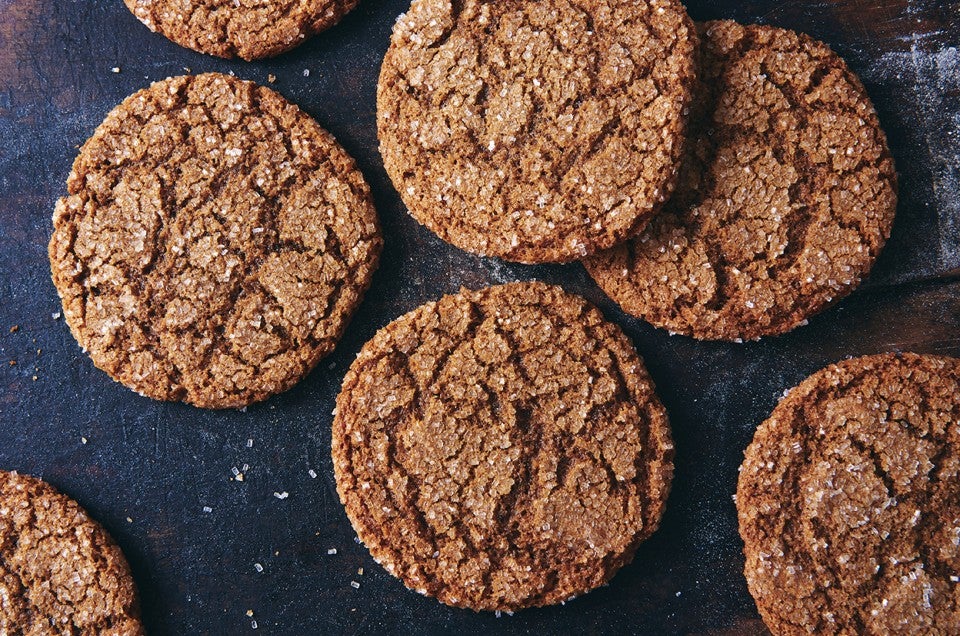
{"left": 332, "top": 282, "right": 673, "bottom": 611}
{"left": 0, "top": 470, "right": 143, "bottom": 635}
{"left": 585, "top": 21, "right": 897, "bottom": 341}
{"left": 737, "top": 353, "right": 960, "bottom": 635}
{"left": 377, "top": 0, "right": 697, "bottom": 264}
{"left": 50, "top": 73, "right": 382, "bottom": 409}
{"left": 123, "top": 0, "right": 359, "bottom": 60}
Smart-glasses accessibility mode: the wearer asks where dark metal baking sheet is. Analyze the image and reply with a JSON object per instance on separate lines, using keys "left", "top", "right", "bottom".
{"left": 1, "top": 0, "right": 958, "bottom": 633}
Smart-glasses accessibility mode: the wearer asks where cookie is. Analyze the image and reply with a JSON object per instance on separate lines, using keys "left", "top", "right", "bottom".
{"left": 585, "top": 21, "right": 897, "bottom": 341}
{"left": 0, "top": 470, "right": 143, "bottom": 635}
{"left": 123, "top": 0, "right": 359, "bottom": 60}
{"left": 332, "top": 282, "right": 673, "bottom": 611}
{"left": 50, "top": 73, "right": 382, "bottom": 409}
{"left": 377, "top": 0, "right": 697, "bottom": 264}
{"left": 737, "top": 353, "right": 960, "bottom": 635}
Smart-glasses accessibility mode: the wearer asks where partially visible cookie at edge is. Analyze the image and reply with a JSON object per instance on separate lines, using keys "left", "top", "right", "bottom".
{"left": 377, "top": 0, "right": 698, "bottom": 263}
{"left": 737, "top": 353, "right": 960, "bottom": 635}
{"left": 50, "top": 73, "right": 382, "bottom": 409}
{"left": 0, "top": 470, "right": 144, "bottom": 635}
{"left": 333, "top": 281, "right": 674, "bottom": 611}
{"left": 585, "top": 20, "right": 897, "bottom": 341}
{"left": 124, "top": 0, "right": 360, "bottom": 60}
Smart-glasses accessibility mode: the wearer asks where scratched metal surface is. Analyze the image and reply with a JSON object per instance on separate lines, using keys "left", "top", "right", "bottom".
{"left": 0, "top": 1, "right": 958, "bottom": 634}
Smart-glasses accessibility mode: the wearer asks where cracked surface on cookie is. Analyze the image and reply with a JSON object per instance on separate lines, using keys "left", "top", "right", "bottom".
{"left": 332, "top": 282, "right": 673, "bottom": 611}
{"left": 737, "top": 353, "right": 960, "bottom": 635}
{"left": 0, "top": 471, "right": 143, "bottom": 636}
{"left": 123, "top": 0, "right": 358, "bottom": 60}
{"left": 377, "top": 0, "right": 697, "bottom": 263}
{"left": 50, "top": 73, "right": 381, "bottom": 409}
{"left": 585, "top": 21, "right": 897, "bottom": 340}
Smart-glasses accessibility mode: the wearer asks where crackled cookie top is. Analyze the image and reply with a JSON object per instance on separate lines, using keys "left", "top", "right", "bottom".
{"left": 333, "top": 282, "right": 673, "bottom": 611}
{"left": 585, "top": 21, "right": 897, "bottom": 340}
{"left": 124, "top": 0, "right": 359, "bottom": 60}
{"left": 50, "top": 73, "right": 381, "bottom": 409}
{"left": 377, "top": 0, "right": 697, "bottom": 263}
{"left": 737, "top": 353, "right": 960, "bottom": 635}
{"left": 0, "top": 471, "right": 143, "bottom": 636}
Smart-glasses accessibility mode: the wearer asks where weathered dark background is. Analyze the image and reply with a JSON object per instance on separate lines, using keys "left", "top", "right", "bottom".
{"left": 0, "top": 0, "right": 958, "bottom": 634}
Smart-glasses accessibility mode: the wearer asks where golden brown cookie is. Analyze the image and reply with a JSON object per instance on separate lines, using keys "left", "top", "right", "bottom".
{"left": 124, "top": 0, "right": 359, "bottom": 60}
{"left": 737, "top": 353, "right": 960, "bottom": 635}
{"left": 0, "top": 470, "right": 144, "bottom": 635}
{"left": 377, "top": 0, "right": 698, "bottom": 264}
{"left": 332, "top": 282, "right": 673, "bottom": 611}
{"left": 585, "top": 21, "right": 897, "bottom": 341}
{"left": 50, "top": 73, "right": 382, "bottom": 409}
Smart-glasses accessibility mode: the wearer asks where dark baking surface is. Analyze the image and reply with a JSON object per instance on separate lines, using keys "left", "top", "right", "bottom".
{"left": 0, "top": 0, "right": 957, "bottom": 633}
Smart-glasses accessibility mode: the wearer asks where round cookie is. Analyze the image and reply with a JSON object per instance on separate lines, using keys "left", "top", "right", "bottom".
{"left": 123, "top": 0, "right": 359, "bottom": 60}
{"left": 0, "top": 470, "right": 143, "bottom": 635}
{"left": 737, "top": 353, "right": 960, "bottom": 635}
{"left": 377, "top": 0, "right": 697, "bottom": 263}
{"left": 585, "top": 21, "right": 897, "bottom": 341}
{"left": 332, "top": 282, "right": 673, "bottom": 611}
{"left": 50, "top": 73, "right": 382, "bottom": 409}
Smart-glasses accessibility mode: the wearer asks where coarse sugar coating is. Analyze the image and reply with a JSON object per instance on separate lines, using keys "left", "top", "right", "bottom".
{"left": 332, "top": 282, "right": 673, "bottom": 611}
{"left": 123, "top": 0, "right": 359, "bottom": 60}
{"left": 377, "top": 0, "right": 698, "bottom": 263}
{"left": 585, "top": 20, "right": 897, "bottom": 341}
{"left": 49, "top": 73, "right": 382, "bottom": 409}
{"left": 737, "top": 353, "right": 960, "bottom": 635}
{"left": 0, "top": 470, "right": 144, "bottom": 635}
